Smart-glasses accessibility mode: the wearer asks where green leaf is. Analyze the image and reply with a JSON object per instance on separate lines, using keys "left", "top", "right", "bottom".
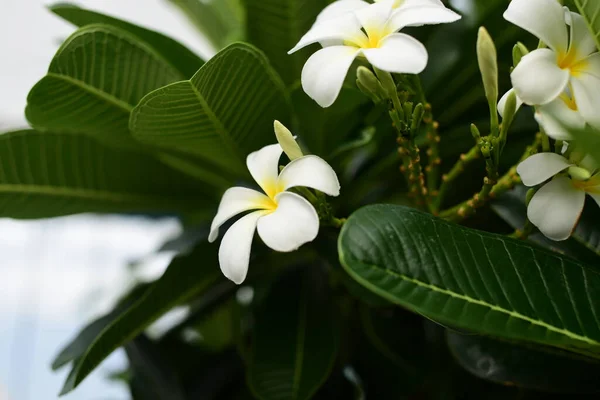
{"left": 52, "top": 284, "right": 150, "bottom": 370}
{"left": 49, "top": 3, "right": 204, "bottom": 77}
{"left": 447, "top": 331, "right": 600, "bottom": 393}
{"left": 574, "top": 0, "right": 600, "bottom": 52}
{"left": 167, "top": 0, "right": 244, "bottom": 50}
{"left": 291, "top": 85, "right": 368, "bottom": 156}
{"left": 243, "top": 0, "right": 326, "bottom": 84}
{"left": 130, "top": 43, "right": 292, "bottom": 175}
{"left": 0, "top": 130, "right": 212, "bottom": 219}
{"left": 59, "top": 243, "right": 222, "bottom": 395}
{"left": 248, "top": 271, "right": 338, "bottom": 400}
{"left": 339, "top": 204, "right": 600, "bottom": 359}
{"left": 26, "top": 24, "right": 184, "bottom": 149}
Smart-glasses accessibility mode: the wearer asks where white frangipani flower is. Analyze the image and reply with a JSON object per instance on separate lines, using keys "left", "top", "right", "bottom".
{"left": 504, "top": 0, "right": 600, "bottom": 130}
{"left": 209, "top": 129, "right": 340, "bottom": 285}
{"left": 517, "top": 152, "right": 600, "bottom": 241}
{"left": 289, "top": 1, "right": 460, "bottom": 107}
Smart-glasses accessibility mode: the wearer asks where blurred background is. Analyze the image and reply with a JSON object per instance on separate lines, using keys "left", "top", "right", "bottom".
{"left": 0, "top": 1, "right": 213, "bottom": 398}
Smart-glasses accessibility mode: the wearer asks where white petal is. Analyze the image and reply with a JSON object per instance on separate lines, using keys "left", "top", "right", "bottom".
{"left": 511, "top": 48, "right": 570, "bottom": 105}
{"left": 218, "top": 210, "right": 267, "bottom": 285}
{"left": 577, "top": 52, "right": 600, "bottom": 80}
{"left": 246, "top": 143, "right": 283, "bottom": 198}
{"left": 289, "top": 13, "right": 364, "bottom": 53}
{"left": 535, "top": 97, "right": 585, "bottom": 140}
{"left": 354, "top": 0, "right": 393, "bottom": 39}
{"left": 257, "top": 192, "right": 319, "bottom": 252}
{"left": 571, "top": 69, "right": 600, "bottom": 130}
{"left": 362, "top": 33, "right": 428, "bottom": 74}
{"left": 566, "top": 11, "right": 598, "bottom": 61}
{"left": 504, "top": 0, "right": 568, "bottom": 54}
{"left": 316, "top": 0, "right": 370, "bottom": 24}
{"left": 388, "top": 4, "right": 461, "bottom": 32}
{"left": 277, "top": 155, "right": 341, "bottom": 196}
{"left": 517, "top": 153, "right": 572, "bottom": 187}
{"left": 527, "top": 177, "right": 585, "bottom": 241}
{"left": 497, "top": 89, "right": 524, "bottom": 119}
{"left": 301, "top": 46, "right": 360, "bottom": 108}
{"left": 209, "top": 187, "right": 273, "bottom": 242}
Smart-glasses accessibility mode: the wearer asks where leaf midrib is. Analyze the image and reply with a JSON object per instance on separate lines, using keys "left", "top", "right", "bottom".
{"left": 340, "top": 251, "right": 600, "bottom": 347}
{"left": 47, "top": 72, "right": 133, "bottom": 113}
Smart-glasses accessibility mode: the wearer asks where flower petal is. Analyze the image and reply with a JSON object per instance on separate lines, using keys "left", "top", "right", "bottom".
{"left": 535, "top": 97, "right": 586, "bottom": 140}
{"left": 504, "top": 0, "right": 568, "bottom": 54}
{"left": 511, "top": 48, "right": 570, "bottom": 105}
{"left": 527, "top": 176, "right": 585, "bottom": 241}
{"left": 354, "top": 0, "right": 393, "bottom": 38}
{"left": 257, "top": 192, "right": 319, "bottom": 252}
{"left": 517, "top": 153, "right": 572, "bottom": 187}
{"left": 301, "top": 46, "right": 360, "bottom": 108}
{"left": 209, "top": 187, "right": 273, "bottom": 242}
{"left": 362, "top": 33, "right": 428, "bottom": 74}
{"left": 566, "top": 11, "right": 598, "bottom": 61}
{"left": 218, "top": 210, "right": 267, "bottom": 285}
{"left": 497, "top": 89, "right": 524, "bottom": 119}
{"left": 571, "top": 69, "right": 600, "bottom": 130}
{"left": 388, "top": 3, "right": 461, "bottom": 32}
{"left": 278, "top": 155, "right": 341, "bottom": 196}
{"left": 289, "top": 13, "right": 364, "bottom": 53}
{"left": 576, "top": 52, "right": 600, "bottom": 80}
{"left": 315, "top": 0, "right": 370, "bottom": 23}
{"left": 246, "top": 143, "right": 283, "bottom": 198}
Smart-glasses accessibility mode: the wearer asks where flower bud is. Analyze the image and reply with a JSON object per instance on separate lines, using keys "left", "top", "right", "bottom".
{"left": 568, "top": 166, "right": 592, "bottom": 181}
{"left": 512, "top": 42, "right": 529, "bottom": 67}
{"left": 477, "top": 27, "right": 498, "bottom": 111}
{"left": 357, "top": 66, "right": 385, "bottom": 101}
{"left": 274, "top": 120, "right": 303, "bottom": 160}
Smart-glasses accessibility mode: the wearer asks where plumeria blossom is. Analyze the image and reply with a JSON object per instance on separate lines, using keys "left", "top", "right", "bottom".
{"left": 288, "top": 0, "right": 461, "bottom": 107}
{"left": 503, "top": 0, "right": 600, "bottom": 131}
{"left": 517, "top": 151, "right": 600, "bottom": 241}
{"left": 209, "top": 129, "right": 340, "bottom": 284}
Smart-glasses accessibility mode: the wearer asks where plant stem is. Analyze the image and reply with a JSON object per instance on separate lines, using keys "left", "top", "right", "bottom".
{"left": 432, "top": 145, "right": 480, "bottom": 214}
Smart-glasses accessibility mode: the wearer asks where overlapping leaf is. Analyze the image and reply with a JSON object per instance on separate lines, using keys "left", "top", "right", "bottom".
{"left": 130, "top": 43, "right": 292, "bottom": 175}
{"left": 26, "top": 24, "right": 184, "bottom": 149}
{"left": 0, "top": 130, "right": 212, "bottom": 219}
{"left": 575, "top": 0, "right": 600, "bottom": 52}
{"left": 339, "top": 205, "right": 600, "bottom": 359}
{"left": 50, "top": 3, "right": 204, "bottom": 77}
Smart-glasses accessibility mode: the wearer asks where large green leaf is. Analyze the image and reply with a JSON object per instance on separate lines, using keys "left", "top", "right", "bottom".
{"left": 248, "top": 270, "right": 338, "bottom": 400}
{"left": 339, "top": 204, "right": 600, "bottom": 359}
{"left": 447, "top": 331, "right": 600, "bottom": 393}
{"left": 130, "top": 43, "right": 292, "bottom": 175}
{"left": 0, "top": 130, "right": 212, "bottom": 219}
{"left": 49, "top": 3, "right": 203, "bottom": 77}
{"left": 58, "top": 243, "right": 222, "bottom": 395}
{"left": 168, "top": 0, "right": 244, "bottom": 50}
{"left": 575, "top": 0, "right": 600, "bottom": 52}
{"left": 243, "top": 0, "right": 326, "bottom": 84}
{"left": 26, "top": 24, "right": 184, "bottom": 149}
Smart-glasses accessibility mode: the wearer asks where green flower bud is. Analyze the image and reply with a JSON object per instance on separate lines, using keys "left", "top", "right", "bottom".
{"left": 477, "top": 27, "right": 499, "bottom": 111}
{"left": 357, "top": 66, "right": 385, "bottom": 100}
{"left": 512, "top": 42, "right": 529, "bottom": 67}
{"left": 568, "top": 166, "right": 592, "bottom": 181}
{"left": 411, "top": 103, "right": 425, "bottom": 134}
{"left": 274, "top": 120, "right": 303, "bottom": 160}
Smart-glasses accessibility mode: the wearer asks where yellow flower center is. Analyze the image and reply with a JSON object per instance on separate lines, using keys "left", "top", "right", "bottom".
{"left": 345, "top": 25, "right": 392, "bottom": 49}
{"left": 572, "top": 174, "right": 600, "bottom": 194}
{"left": 261, "top": 179, "right": 284, "bottom": 209}
{"left": 559, "top": 90, "right": 578, "bottom": 111}
{"left": 557, "top": 49, "right": 589, "bottom": 77}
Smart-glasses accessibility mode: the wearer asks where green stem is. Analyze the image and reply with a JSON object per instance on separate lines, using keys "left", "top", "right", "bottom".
{"left": 432, "top": 145, "right": 480, "bottom": 214}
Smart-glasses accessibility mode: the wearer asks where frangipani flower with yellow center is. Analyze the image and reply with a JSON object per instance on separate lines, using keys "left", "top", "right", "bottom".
{"left": 209, "top": 123, "right": 340, "bottom": 284}
{"left": 518, "top": 151, "right": 600, "bottom": 241}
{"left": 504, "top": 0, "right": 600, "bottom": 130}
{"left": 288, "top": 0, "right": 460, "bottom": 107}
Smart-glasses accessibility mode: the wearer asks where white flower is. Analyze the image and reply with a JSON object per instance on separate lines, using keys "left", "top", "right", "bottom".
{"left": 288, "top": 0, "right": 460, "bottom": 107}
{"left": 209, "top": 131, "right": 340, "bottom": 284}
{"left": 504, "top": 0, "right": 600, "bottom": 130}
{"left": 517, "top": 152, "right": 600, "bottom": 241}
